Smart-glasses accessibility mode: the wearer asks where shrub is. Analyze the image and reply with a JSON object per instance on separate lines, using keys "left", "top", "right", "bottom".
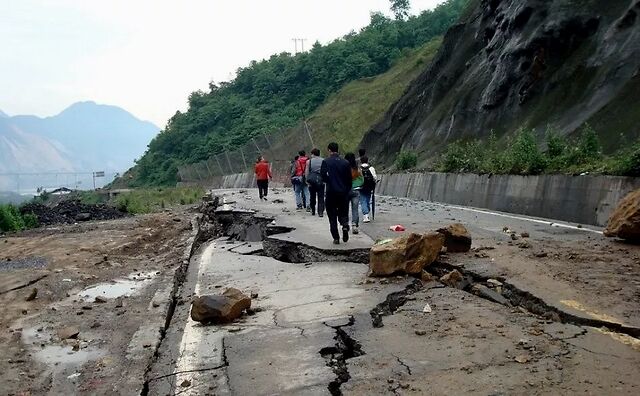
{"left": 395, "top": 150, "right": 418, "bottom": 170}
{"left": 545, "top": 129, "right": 567, "bottom": 159}
{"left": 22, "top": 212, "right": 39, "bottom": 229}
{"left": 0, "top": 204, "right": 33, "bottom": 232}
{"left": 500, "top": 128, "right": 547, "bottom": 175}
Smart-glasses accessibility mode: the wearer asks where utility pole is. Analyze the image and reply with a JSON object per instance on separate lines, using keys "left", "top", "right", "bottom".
{"left": 291, "top": 38, "right": 307, "bottom": 54}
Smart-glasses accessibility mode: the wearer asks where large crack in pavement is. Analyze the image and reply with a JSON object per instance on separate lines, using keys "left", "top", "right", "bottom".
{"left": 369, "top": 279, "right": 427, "bottom": 328}
{"left": 320, "top": 316, "right": 365, "bottom": 396}
{"left": 425, "top": 261, "right": 640, "bottom": 340}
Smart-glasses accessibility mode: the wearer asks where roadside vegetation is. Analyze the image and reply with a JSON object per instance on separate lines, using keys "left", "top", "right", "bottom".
{"left": 434, "top": 126, "right": 640, "bottom": 176}
{"left": 112, "top": 187, "right": 204, "bottom": 214}
{"left": 395, "top": 150, "right": 419, "bottom": 170}
{"left": 0, "top": 204, "right": 38, "bottom": 232}
{"left": 80, "top": 186, "right": 204, "bottom": 214}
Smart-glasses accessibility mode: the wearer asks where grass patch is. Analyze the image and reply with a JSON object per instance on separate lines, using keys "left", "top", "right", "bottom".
{"left": 435, "top": 125, "right": 640, "bottom": 176}
{"left": 395, "top": 150, "right": 419, "bottom": 170}
{"left": 112, "top": 187, "right": 204, "bottom": 214}
{"left": 304, "top": 38, "right": 442, "bottom": 154}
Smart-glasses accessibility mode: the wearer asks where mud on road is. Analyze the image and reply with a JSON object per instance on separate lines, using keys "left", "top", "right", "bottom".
{"left": 0, "top": 208, "right": 197, "bottom": 395}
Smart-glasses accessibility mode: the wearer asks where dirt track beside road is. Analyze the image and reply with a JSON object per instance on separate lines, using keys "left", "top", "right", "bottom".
{"left": 0, "top": 208, "right": 195, "bottom": 395}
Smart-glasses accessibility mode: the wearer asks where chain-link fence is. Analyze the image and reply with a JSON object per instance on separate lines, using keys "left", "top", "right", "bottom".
{"left": 177, "top": 121, "right": 317, "bottom": 185}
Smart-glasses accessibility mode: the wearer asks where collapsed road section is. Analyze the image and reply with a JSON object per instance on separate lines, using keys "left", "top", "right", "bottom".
{"left": 145, "top": 189, "right": 640, "bottom": 395}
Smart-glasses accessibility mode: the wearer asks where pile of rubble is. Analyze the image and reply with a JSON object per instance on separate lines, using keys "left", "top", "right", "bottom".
{"left": 20, "top": 199, "right": 127, "bottom": 226}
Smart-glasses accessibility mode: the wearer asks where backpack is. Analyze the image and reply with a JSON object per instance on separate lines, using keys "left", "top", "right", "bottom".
{"left": 362, "top": 166, "right": 376, "bottom": 191}
{"left": 295, "top": 157, "right": 308, "bottom": 176}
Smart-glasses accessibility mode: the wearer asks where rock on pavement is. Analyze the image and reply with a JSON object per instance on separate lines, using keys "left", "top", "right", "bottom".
{"left": 436, "top": 223, "right": 472, "bottom": 252}
{"left": 191, "top": 288, "right": 252, "bottom": 324}
{"left": 369, "top": 232, "right": 444, "bottom": 276}
{"left": 604, "top": 189, "right": 640, "bottom": 241}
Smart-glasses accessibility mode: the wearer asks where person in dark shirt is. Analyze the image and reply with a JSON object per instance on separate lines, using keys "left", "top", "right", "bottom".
{"left": 321, "top": 142, "right": 352, "bottom": 244}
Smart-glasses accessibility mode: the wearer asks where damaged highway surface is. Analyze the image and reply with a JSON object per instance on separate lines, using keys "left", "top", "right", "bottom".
{"left": 2, "top": 188, "right": 640, "bottom": 395}
{"left": 148, "top": 189, "right": 639, "bottom": 395}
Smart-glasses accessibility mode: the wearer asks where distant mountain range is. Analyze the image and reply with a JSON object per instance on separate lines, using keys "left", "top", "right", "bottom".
{"left": 0, "top": 101, "right": 159, "bottom": 174}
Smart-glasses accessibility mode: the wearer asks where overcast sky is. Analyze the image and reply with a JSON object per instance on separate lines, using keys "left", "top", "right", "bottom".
{"left": 0, "top": 0, "right": 445, "bottom": 127}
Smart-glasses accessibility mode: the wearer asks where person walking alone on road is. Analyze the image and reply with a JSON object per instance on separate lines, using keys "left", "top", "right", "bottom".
{"left": 345, "top": 152, "right": 363, "bottom": 234}
{"left": 254, "top": 155, "right": 272, "bottom": 201}
{"left": 305, "top": 148, "right": 325, "bottom": 217}
{"left": 292, "top": 150, "right": 310, "bottom": 210}
{"left": 321, "top": 142, "right": 352, "bottom": 244}
{"left": 360, "top": 155, "right": 378, "bottom": 223}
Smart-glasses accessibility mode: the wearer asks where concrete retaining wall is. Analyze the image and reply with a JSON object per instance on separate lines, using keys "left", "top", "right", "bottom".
{"left": 376, "top": 172, "right": 640, "bottom": 227}
{"left": 182, "top": 171, "right": 640, "bottom": 227}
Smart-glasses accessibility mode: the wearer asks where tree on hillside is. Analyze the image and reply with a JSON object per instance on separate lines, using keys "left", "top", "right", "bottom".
{"left": 390, "top": 0, "right": 411, "bottom": 20}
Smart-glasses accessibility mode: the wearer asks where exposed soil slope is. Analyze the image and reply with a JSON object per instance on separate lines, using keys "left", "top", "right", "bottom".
{"left": 362, "top": 0, "right": 640, "bottom": 165}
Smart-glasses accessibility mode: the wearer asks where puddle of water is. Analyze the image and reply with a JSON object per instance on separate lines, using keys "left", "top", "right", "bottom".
{"left": 22, "top": 327, "right": 105, "bottom": 367}
{"left": 77, "top": 271, "right": 157, "bottom": 301}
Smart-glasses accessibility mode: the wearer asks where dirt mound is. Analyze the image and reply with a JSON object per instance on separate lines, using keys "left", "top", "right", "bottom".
{"left": 20, "top": 199, "right": 127, "bottom": 226}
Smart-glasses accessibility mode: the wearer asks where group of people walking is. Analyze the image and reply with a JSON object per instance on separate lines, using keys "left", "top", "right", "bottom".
{"left": 255, "top": 143, "right": 377, "bottom": 245}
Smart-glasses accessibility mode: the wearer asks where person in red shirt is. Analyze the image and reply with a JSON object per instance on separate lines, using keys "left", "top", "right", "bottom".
{"left": 254, "top": 155, "right": 272, "bottom": 201}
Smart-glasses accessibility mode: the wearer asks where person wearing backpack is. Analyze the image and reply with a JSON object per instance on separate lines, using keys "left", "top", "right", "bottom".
{"left": 292, "top": 150, "right": 310, "bottom": 210}
{"left": 360, "top": 155, "right": 377, "bottom": 223}
{"left": 305, "top": 148, "right": 325, "bottom": 216}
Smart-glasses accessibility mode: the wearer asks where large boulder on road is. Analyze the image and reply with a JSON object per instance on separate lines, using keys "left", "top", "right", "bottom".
{"left": 604, "top": 190, "right": 640, "bottom": 241}
{"left": 436, "top": 223, "right": 472, "bottom": 252}
{"left": 369, "top": 232, "right": 444, "bottom": 276}
{"left": 191, "top": 288, "right": 251, "bottom": 324}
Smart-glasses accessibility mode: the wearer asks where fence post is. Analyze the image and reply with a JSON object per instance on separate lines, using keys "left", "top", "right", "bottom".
{"left": 224, "top": 150, "right": 233, "bottom": 174}
{"left": 204, "top": 161, "right": 213, "bottom": 178}
{"left": 215, "top": 155, "right": 224, "bottom": 174}
{"left": 240, "top": 148, "right": 248, "bottom": 170}
{"left": 253, "top": 137, "right": 262, "bottom": 153}
{"left": 304, "top": 120, "right": 315, "bottom": 148}
{"left": 263, "top": 133, "right": 272, "bottom": 148}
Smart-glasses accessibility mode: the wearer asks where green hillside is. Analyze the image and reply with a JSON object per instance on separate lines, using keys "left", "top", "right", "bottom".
{"left": 127, "top": 0, "right": 467, "bottom": 186}
{"left": 268, "top": 38, "right": 442, "bottom": 158}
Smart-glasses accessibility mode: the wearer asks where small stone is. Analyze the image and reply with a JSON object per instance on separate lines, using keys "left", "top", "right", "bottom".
{"left": 81, "top": 305, "right": 92, "bottom": 310}
{"left": 534, "top": 252, "right": 548, "bottom": 258}
{"left": 250, "top": 292, "right": 259, "bottom": 299}
{"left": 115, "top": 298, "right": 124, "bottom": 308}
{"left": 517, "top": 241, "right": 531, "bottom": 249}
{"left": 440, "top": 270, "right": 468, "bottom": 289}
{"left": 515, "top": 354, "right": 530, "bottom": 363}
{"left": 180, "top": 379, "right": 192, "bottom": 387}
{"left": 520, "top": 232, "right": 530, "bottom": 238}
{"left": 510, "top": 233, "right": 519, "bottom": 241}
{"left": 94, "top": 296, "right": 107, "bottom": 304}
{"left": 25, "top": 288, "right": 38, "bottom": 301}
{"left": 415, "top": 330, "right": 427, "bottom": 336}
{"left": 152, "top": 301, "right": 160, "bottom": 308}
{"left": 58, "top": 326, "right": 80, "bottom": 340}
{"left": 486, "top": 279, "right": 502, "bottom": 288}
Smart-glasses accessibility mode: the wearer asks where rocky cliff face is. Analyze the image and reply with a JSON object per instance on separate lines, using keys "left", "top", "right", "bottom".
{"left": 361, "top": 0, "right": 640, "bottom": 166}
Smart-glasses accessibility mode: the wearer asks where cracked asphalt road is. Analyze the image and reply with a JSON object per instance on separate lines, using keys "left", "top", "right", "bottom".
{"left": 148, "top": 188, "right": 640, "bottom": 395}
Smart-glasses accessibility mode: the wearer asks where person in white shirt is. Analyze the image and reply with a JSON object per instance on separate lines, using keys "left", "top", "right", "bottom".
{"left": 359, "top": 156, "right": 377, "bottom": 223}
